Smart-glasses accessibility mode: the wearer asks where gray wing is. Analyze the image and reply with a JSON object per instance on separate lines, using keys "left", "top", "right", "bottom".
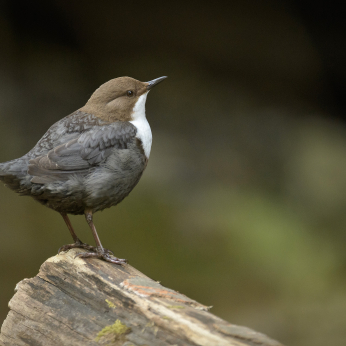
{"left": 27, "top": 110, "right": 111, "bottom": 158}
{"left": 28, "top": 122, "right": 137, "bottom": 184}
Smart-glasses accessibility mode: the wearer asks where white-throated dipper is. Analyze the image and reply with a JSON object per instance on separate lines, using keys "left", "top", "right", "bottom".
{"left": 0, "top": 76, "right": 167, "bottom": 264}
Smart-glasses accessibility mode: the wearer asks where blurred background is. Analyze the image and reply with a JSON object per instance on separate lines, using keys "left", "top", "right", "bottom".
{"left": 0, "top": 1, "right": 346, "bottom": 345}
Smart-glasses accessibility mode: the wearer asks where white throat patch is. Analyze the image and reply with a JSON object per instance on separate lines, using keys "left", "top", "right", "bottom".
{"left": 129, "top": 92, "right": 152, "bottom": 158}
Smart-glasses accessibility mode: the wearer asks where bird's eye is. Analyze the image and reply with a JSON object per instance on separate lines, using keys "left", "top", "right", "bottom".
{"left": 127, "top": 90, "right": 134, "bottom": 97}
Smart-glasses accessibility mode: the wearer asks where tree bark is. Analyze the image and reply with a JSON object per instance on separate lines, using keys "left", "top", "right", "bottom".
{"left": 0, "top": 248, "right": 284, "bottom": 346}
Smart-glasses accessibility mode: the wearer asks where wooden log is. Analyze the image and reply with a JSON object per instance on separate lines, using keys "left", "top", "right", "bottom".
{"left": 0, "top": 248, "right": 284, "bottom": 346}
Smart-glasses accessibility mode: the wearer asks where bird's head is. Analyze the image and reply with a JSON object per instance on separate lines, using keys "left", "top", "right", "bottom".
{"left": 80, "top": 76, "right": 167, "bottom": 122}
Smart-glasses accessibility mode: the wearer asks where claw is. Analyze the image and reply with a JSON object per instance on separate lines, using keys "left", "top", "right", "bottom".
{"left": 58, "top": 240, "right": 93, "bottom": 254}
{"left": 103, "top": 248, "right": 114, "bottom": 256}
{"left": 58, "top": 241, "right": 114, "bottom": 256}
{"left": 75, "top": 250, "right": 127, "bottom": 265}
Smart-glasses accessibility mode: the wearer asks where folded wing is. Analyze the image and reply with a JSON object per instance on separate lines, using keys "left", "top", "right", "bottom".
{"left": 28, "top": 122, "right": 137, "bottom": 184}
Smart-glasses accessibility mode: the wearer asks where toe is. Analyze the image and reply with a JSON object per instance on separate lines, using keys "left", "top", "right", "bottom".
{"left": 103, "top": 248, "right": 114, "bottom": 256}
{"left": 73, "top": 250, "right": 127, "bottom": 265}
{"left": 102, "top": 254, "right": 127, "bottom": 264}
{"left": 74, "top": 252, "right": 98, "bottom": 259}
{"left": 58, "top": 242, "right": 96, "bottom": 254}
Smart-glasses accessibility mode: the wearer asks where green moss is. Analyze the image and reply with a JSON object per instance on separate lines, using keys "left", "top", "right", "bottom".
{"left": 105, "top": 299, "right": 116, "bottom": 309}
{"left": 95, "top": 319, "right": 131, "bottom": 342}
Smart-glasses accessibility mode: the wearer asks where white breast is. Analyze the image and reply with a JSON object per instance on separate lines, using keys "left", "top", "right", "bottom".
{"left": 129, "top": 92, "right": 152, "bottom": 158}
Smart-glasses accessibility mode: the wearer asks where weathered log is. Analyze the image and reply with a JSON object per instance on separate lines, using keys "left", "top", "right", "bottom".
{"left": 0, "top": 248, "right": 284, "bottom": 346}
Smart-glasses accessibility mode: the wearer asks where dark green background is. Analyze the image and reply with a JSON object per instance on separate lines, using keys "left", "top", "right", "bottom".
{"left": 1, "top": 1, "right": 346, "bottom": 345}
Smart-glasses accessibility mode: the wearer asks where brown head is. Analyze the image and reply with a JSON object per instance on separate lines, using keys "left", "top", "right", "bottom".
{"left": 80, "top": 76, "right": 167, "bottom": 122}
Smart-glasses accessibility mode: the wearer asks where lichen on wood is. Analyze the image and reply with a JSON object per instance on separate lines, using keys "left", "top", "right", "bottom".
{"left": 95, "top": 319, "right": 131, "bottom": 345}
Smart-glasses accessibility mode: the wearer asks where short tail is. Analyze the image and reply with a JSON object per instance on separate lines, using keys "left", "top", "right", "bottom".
{"left": 0, "top": 158, "right": 29, "bottom": 191}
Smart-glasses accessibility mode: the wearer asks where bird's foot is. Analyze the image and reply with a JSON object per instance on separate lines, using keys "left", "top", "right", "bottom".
{"left": 74, "top": 248, "right": 127, "bottom": 265}
{"left": 58, "top": 240, "right": 114, "bottom": 256}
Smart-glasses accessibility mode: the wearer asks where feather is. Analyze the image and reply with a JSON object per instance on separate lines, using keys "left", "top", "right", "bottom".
{"left": 29, "top": 122, "right": 137, "bottom": 184}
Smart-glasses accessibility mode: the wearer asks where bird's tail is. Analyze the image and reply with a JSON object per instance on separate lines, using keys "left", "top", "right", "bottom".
{"left": 0, "top": 158, "right": 28, "bottom": 191}
{"left": 0, "top": 161, "right": 9, "bottom": 178}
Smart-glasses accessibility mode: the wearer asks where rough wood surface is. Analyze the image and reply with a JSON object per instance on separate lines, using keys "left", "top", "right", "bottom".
{"left": 0, "top": 248, "right": 284, "bottom": 346}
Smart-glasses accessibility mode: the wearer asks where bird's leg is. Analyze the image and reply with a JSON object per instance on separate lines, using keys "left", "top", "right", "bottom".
{"left": 75, "top": 209, "right": 126, "bottom": 264}
{"left": 58, "top": 213, "right": 95, "bottom": 254}
{"left": 58, "top": 213, "right": 114, "bottom": 255}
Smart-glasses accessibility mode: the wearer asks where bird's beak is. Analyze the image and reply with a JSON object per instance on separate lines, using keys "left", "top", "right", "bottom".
{"left": 146, "top": 76, "right": 167, "bottom": 90}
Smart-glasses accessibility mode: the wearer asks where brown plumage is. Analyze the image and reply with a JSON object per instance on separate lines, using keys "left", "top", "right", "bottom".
{"left": 80, "top": 77, "right": 149, "bottom": 122}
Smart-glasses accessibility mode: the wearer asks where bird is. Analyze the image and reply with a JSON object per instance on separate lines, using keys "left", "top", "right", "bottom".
{"left": 0, "top": 76, "right": 167, "bottom": 264}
